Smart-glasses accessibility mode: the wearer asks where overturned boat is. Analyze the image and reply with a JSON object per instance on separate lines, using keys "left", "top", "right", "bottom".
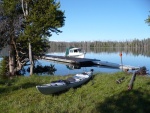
{"left": 36, "top": 69, "right": 94, "bottom": 95}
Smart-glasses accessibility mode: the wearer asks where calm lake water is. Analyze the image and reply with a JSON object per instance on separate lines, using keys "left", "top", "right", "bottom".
{"left": 36, "top": 51, "right": 150, "bottom": 76}
{"left": 1, "top": 48, "right": 150, "bottom": 76}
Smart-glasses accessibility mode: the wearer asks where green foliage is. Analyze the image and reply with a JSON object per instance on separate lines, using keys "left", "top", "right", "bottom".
{"left": 0, "top": 0, "right": 22, "bottom": 47}
{"left": 0, "top": 72, "right": 150, "bottom": 113}
{"left": 146, "top": 14, "right": 150, "bottom": 26}
{"left": 2, "top": 0, "right": 20, "bottom": 17}
{"left": 27, "top": 64, "right": 57, "bottom": 75}
{"left": 26, "top": 0, "right": 65, "bottom": 35}
{"left": 0, "top": 0, "right": 65, "bottom": 75}
{"left": 0, "top": 57, "right": 8, "bottom": 79}
{"left": 18, "top": 0, "right": 65, "bottom": 56}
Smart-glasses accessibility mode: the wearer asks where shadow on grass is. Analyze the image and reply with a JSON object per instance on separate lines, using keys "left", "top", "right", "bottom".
{"left": 0, "top": 82, "right": 39, "bottom": 94}
{"left": 147, "top": 82, "right": 150, "bottom": 85}
{"left": 96, "top": 90, "right": 150, "bottom": 113}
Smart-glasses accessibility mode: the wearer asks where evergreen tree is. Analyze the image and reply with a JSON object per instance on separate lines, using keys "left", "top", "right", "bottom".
{"left": 146, "top": 13, "right": 150, "bottom": 25}
{"left": 0, "top": 0, "right": 65, "bottom": 76}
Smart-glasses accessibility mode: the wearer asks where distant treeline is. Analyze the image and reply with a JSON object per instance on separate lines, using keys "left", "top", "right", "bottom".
{"left": 50, "top": 38, "right": 150, "bottom": 48}
{"left": 1, "top": 38, "right": 150, "bottom": 57}
{"left": 49, "top": 38, "right": 150, "bottom": 49}
{"left": 48, "top": 38, "right": 150, "bottom": 57}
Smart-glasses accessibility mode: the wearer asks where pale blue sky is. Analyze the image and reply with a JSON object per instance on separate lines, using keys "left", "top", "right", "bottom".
{"left": 51, "top": 0, "right": 150, "bottom": 42}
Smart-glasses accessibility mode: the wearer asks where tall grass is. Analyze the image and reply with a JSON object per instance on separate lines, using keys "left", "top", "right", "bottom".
{"left": 0, "top": 72, "right": 150, "bottom": 113}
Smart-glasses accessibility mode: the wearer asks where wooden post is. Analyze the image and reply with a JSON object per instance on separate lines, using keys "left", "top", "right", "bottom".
{"left": 119, "top": 52, "right": 123, "bottom": 71}
{"left": 128, "top": 72, "right": 137, "bottom": 90}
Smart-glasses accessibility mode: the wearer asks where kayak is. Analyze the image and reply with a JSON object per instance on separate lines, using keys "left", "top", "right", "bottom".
{"left": 36, "top": 69, "right": 94, "bottom": 95}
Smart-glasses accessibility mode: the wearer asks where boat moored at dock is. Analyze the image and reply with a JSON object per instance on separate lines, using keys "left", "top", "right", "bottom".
{"left": 65, "top": 47, "right": 86, "bottom": 58}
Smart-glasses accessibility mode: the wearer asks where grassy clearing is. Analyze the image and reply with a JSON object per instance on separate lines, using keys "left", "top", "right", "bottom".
{"left": 0, "top": 72, "right": 150, "bottom": 113}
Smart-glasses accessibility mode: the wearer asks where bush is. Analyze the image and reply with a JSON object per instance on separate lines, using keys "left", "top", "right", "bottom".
{"left": 0, "top": 57, "right": 8, "bottom": 79}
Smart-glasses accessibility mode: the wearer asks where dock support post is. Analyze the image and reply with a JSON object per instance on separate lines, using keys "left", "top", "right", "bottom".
{"left": 119, "top": 52, "right": 123, "bottom": 71}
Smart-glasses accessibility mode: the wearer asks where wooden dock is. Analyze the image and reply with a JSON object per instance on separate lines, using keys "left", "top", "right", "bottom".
{"left": 42, "top": 55, "right": 140, "bottom": 70}
{"left": 43, "top": 55, "right": 100, "bottom": 65}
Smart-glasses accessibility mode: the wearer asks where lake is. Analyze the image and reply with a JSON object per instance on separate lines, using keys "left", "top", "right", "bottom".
{"left": 1, "top": 47, "right": 150, "bottom": 76}
{"left": 36, "top": 50, "right": 150, "bottom": 76}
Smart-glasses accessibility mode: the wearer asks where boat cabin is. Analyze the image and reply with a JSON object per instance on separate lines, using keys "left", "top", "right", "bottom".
{"left": 65, "top": 47, "right": 85, "bottom": 58}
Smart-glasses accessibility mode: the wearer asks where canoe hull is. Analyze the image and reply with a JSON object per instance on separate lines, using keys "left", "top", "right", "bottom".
{"left": 36, "top": 71, "right": 93, "bottom": 95}
{"left": 36, "top": 84, "right": 70, "bottom": 95}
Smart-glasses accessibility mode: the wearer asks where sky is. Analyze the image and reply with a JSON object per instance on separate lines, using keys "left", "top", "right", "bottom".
{"left": 50, "top": 0, "right": 150, "bottom": 42}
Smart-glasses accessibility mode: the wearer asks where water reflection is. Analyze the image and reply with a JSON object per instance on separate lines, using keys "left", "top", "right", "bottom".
{"left": 39, "top": 59, "right": 122, "bottom": 76}
{"left": 47, "top": 47, "right": 150, "bottom": 57}
{"left": 66, "top": 63, "right": 120, "bottom": 70}
{"left": 1, "top": 46, "right": 150, "bottom": 57}
{"left": 0, "top": 47, "right": 150, "bottom": 76}
{"left": 44, "top": 47, "right": 150, "bottom": 76}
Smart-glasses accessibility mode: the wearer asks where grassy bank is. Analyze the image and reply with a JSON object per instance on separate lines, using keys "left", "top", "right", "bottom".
{"left": 0, "top": 72, "right": 150, "bottom": 113}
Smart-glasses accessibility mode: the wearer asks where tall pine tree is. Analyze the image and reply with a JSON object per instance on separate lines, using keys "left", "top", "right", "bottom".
{"left": 0, "top": 0, "right": 65, "bottom": 76}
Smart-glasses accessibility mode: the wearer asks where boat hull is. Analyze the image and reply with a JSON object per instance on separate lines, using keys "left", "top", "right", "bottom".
{"left": 67, "top": 53, "right": 85, "bottom": 58}
{"left": 36, "top": 71, "right": 93, "bottom": 95}
{"left": 36, "top": 84, "right": 70, "bottom": 95}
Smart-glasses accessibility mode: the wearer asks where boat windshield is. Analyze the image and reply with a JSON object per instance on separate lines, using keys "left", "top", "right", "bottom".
{"left": 74, "top": 49, "right": 81, "bottom": 53}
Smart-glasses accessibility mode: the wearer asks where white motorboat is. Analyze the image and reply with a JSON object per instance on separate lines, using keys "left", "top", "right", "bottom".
{"left": 65, "top": 47, "right": 86, "bottom": 58}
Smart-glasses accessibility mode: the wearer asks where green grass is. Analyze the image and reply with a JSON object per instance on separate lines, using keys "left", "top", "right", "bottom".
{"left": 0, "top": 72, "right": 150, "bottom": 113}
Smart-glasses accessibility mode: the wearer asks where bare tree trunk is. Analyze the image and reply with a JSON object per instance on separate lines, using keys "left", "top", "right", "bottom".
{"left": 29, "top": 42, "right": 33, "bottom": 76}
{"left": 9, "top": 43, "right": 15, "bottom": 76}
{"left": 22, "top": 0, "right": 34, "bottom": 75}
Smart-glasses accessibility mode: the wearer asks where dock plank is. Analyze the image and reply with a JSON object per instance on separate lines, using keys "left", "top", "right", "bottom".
{"left": 43, "top": 55, "right": 139, "bottom": 70}
{"left": 43, "top": 55, "right": 100, "bottom": 65}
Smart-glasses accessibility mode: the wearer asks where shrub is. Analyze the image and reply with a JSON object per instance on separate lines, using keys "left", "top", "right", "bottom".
{"left": 0, "top": 57, "right": 9, "bottom": 79}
